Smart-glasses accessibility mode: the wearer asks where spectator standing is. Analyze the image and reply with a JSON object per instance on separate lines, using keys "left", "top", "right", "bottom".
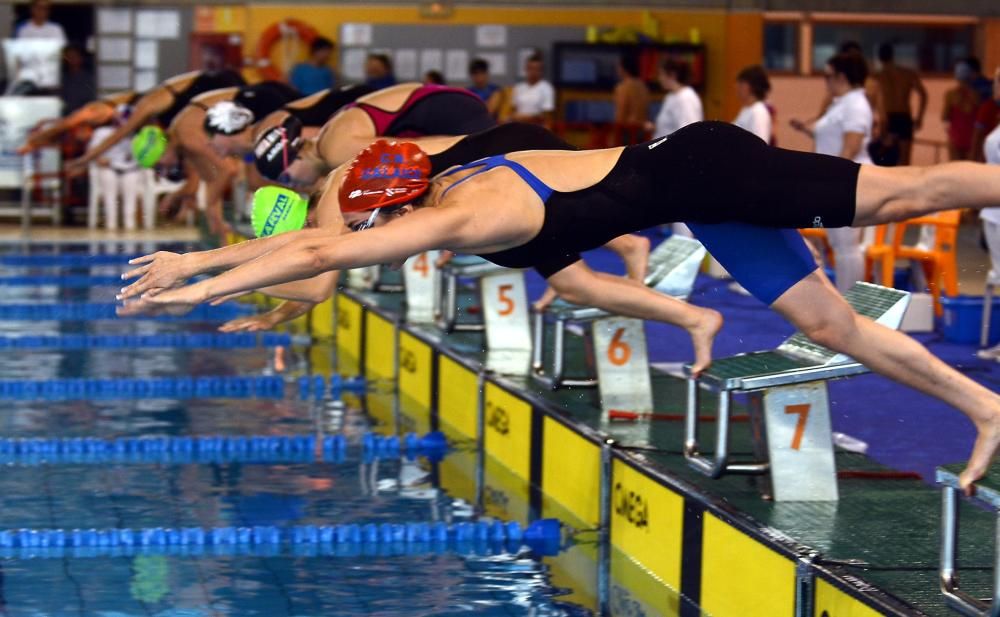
{"left": 966, "top": 57, "right": 994, "bottom": 103}
{"left": 971, "top": 68, "right": 1000, "bottom": 162}
{"left": 732, "top": 64, "right": 772, "bottom": 142}
{"left": 364, "top": 53, "right": 396, "bottom": 90}
{"left": 651, "top": 59, "right": 702, "bottom": 138}
{"left": 873, "top": 43, "right": 927, "bottom": 165}
{"left": 510, "top": 52, "right": 555, "bottom": 127}
{"left": 613, "top": 51, "right": 650, "bottom": 131}
{"left": 943, "top": 58, "right": 981, "bottom": 161}
{"left": 467, "top": 58, "right": 502, "bottom": 118}
{"left": 289, "top": 37, "right": 335, "bottom": 96}
{"left": 791, "top": 52, "right": 873, "bottom": 293}
{"left": 15, "top": 0, "right": 65, "bottom": 42}
{"left": 60, "top": 44, "right": 94, "bottom": 116}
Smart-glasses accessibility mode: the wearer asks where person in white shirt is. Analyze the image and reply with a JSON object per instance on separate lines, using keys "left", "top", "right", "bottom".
{"left": 510, "top": 53, "right": 555, "bottom": 126}
{"left": 651, "top": 59, "right": 702, "bottom": 237}
{"left": 733, "top": 65, "right": 772, "bottom": 143}
{"left": 652, "top": 59, "right": 702, "bottom": 138}
{"left": 978, "top": 68, "right": 1000, "bottom": 359}
{"left": 791, "top": 52, "right": 873, "bottom": 293}
{"left": 88, "top": 109, "right": 142, "bottom": 231}
{"left": 15, "top": 0, "right": 66, "bottom": 42}
{"left": 11, "top": 0, "right": 65, "bottom": 91}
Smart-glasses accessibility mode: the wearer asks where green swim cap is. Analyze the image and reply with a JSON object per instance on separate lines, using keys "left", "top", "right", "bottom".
{"left": 251, "top": 186, "right": 308, "bottom": 237}
{"left": 132, "top": 125, "right": 167, "bottom": 168}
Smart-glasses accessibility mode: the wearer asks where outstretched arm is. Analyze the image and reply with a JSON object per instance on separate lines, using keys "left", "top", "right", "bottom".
{"left": 218, "top": 300, "right": 314, "bottom": 333}
{"left": 143, "top": 206, "right": 468, "bottom": 306}
{"left": 120, "top": 226, "right": 336, "bottom": 298}
{"left": 69, "top": 89, "right": 172, "bottom": 169}
{"left": 19, "top": 103, "right": 113, "bottom": 153}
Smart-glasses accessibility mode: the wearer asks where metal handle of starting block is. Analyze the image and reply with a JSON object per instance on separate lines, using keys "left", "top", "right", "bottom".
{"left": 982, "top": 281, "right": 996, "bottom": 349}
{"left": 684, "top": 377, "right": 768, "bottom": 478}
{"left": 940, "top": 485, "right": 1000, "bottom": 617}
{"left": 435, "top": 268, "right": 457, "bottom": 332}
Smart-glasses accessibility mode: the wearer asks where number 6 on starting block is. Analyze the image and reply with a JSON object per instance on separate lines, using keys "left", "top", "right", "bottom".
{"left": 403, "top": 251, "right": 440, "bottom": 323}
{"left": 592, "top": 317, "right": 653, "bottom": 415}
{"left": 481, "top": 271, "right": 532, "bottom": 373}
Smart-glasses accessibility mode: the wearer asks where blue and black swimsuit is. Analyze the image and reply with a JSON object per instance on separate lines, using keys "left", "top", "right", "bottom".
{"left": 435, "top": 121, "right": 861, "bottom": 305}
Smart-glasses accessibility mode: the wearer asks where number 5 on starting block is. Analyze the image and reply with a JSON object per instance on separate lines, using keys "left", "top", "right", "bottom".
{"left": 346, "top": 266, "right": 380, "bottom": 291}
{"left": 481, "top": 271, "right": 532, "bottom": 363}
{"left": 404, "top": 251, "right": 440, "bottom": 323}
{"left": 593, "top": 317, "right": 653, "bottom": 415}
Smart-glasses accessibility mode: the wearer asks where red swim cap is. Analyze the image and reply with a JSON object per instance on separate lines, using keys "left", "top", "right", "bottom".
{"left": 339, "top": 140, "right": 432, "bottom": 213}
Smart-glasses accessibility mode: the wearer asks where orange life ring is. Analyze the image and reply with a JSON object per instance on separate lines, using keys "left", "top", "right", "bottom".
{"left": 255, "top": 19, "right": 319, "bottom": 82}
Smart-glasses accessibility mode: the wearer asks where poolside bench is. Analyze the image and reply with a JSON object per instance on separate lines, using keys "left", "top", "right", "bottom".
{"left": 684, "top": 282, "right": 910, "bottom": 501}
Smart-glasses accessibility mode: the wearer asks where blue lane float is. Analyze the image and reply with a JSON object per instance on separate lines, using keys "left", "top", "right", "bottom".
{"left": 0, "top": 275, "right": 124, "bottom": 287}
{"left": 0, "top": 375, "right": 285, "bottom": 400}
{"left": 0, "top": 303, "right": 255, "bottom": 321}
{"left": 0, "top": 332, "right": 293, "bottom": 350}
{"left": 0, "top": 254, "right": 139, "bottom": 266}
{"left": 0, "top": 431, "right": 448, "bottom": 465}
{"left": 0, "top": 517, "right": 563, "bottom": 559}
{"left": 298, "top": 374, "right": 368, "bottom": 399}
{"left": 0, "top": 517, "right": 555, "bottom": 549}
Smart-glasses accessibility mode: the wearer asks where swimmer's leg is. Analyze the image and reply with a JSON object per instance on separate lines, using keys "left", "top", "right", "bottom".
{"left": 771, "top": 269, "right": 1000, "bottom": 494}
{"left": 534, "top": 234, "right": 649, "bottom": 311}
{"left": 548, "top": 260, "right": 722, "bottom": 374}
{"left": 854, "top": 162, "right": 1000, "bottom": 225}
{"left": 604, "top": 234, "right": 650, "bottom": 282}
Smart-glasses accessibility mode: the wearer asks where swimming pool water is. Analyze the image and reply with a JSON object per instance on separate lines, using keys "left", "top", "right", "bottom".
{"left": 0, "top": 243, "right": 597, "bottom": 617}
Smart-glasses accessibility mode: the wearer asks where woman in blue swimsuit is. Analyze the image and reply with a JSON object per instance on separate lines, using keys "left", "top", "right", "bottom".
{"left": 123, "top": 121, "right": 1000, "bottom": 493}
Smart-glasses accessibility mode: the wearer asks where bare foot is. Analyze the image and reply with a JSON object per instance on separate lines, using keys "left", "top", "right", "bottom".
{"left": 621, "top": 235, "right": 650, "bottom": 282}
{"left": 687, "top": 308, "right": 723, "bottom": 377}
{"left": 533, "top": 287, "right": 558, "bottom": 312}
{"left": 960, "top": 413, "right": 1000, "bottom": 495}
{"left": 274, "top": 346, "right": 287, "bottom": 373}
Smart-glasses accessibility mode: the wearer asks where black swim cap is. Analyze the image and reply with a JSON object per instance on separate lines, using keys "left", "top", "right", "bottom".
{"left": 253, "top": 116, "right": 304, "bottom": 180}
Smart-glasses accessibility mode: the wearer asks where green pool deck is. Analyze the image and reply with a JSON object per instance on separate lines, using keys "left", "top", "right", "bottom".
{"left": 336, "top": 278, "right": 996, "bottom": 617}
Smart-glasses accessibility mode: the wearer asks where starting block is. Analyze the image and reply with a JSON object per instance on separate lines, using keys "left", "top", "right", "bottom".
{"left": 345, "top": 266, "right": 404, "bottom": 293}
{"left": 937, "top": 465, "right": 1000, "bottom": 616}
{"left": 429, "top": 254, "right": 533, "bottom": 374}
{"left": 403, "top": 252, "right": 440, "bottom": 323}
{"left": 531, "top": 235, "right": 706, "bottom": 391}
{"left": 435, "top": 255, "right": 509, "bottom": 332}
{"left": 684, "top": 282, "right": 910, "bottom": 501}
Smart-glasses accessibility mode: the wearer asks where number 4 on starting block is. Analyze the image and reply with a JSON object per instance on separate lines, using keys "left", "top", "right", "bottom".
{"left": 593, "top": 317, "right": 653, "bottom": 415}
{"left": 403, "top": 251, "right": 440, "bottom": 323}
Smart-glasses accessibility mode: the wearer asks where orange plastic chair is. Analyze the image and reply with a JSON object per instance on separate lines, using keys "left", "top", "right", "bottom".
{"left": 863, "top": 225, "right": 894, "bottom": 286}
{"left": 891, "top": 210, "right": 961, "bottom": 316}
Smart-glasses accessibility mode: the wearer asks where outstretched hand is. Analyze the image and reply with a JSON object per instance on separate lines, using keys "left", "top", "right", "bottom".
{"left": 115, "top": 292, "right": 196, "bottom": 318}
{"left": 218, "top": 313, "right": 279, "bottom": 333}
{"left": 118, "top": 251, "right": 190, "bottom": 300}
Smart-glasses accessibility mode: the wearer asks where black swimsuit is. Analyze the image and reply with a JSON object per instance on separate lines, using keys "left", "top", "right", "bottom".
{"left": 428, "top": 122, "right": 575, "bottom": 176}
{"left": 436, "top": 121, "right": 860, "bottom": 304}
{"left": 286, "top": 84, "right": 373, "bottom": 127}
{"left": 159, "top": 70, "right": 245, "bottom": 127}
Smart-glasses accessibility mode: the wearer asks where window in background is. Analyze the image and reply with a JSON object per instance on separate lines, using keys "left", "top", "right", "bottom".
{"left": 810, "top": 23, "right": 974, "bottom": 73}
{"left": 764, "top": 22, "right": 798, "bottom": 72}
